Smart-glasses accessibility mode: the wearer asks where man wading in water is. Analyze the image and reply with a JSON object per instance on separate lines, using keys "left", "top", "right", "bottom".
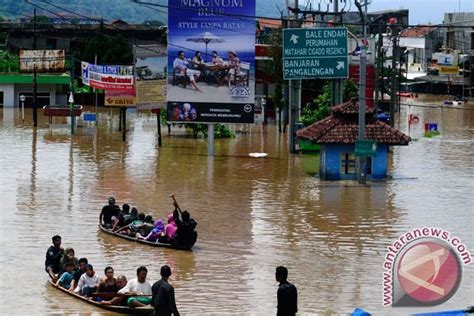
{"left": 275, "top": 266, "right": 298, "bottom": 316}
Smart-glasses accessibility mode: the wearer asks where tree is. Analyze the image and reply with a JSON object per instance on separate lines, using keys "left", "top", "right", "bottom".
{"left": 300, "top": 82, "right": 331, "bottom": 126}
{"left": 263, "top": 27, "right": 288, "bottom": 132}
{"left": 343, "top": 78, "right": 359, "bottom": 101}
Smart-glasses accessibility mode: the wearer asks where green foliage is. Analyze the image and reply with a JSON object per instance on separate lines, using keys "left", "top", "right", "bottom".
{"left": 300, "top": 82, "right": 331, "bottom": 126}
{"left": 187, "top": 124, "right": 235, "bottom": 139}
{"left": 262, "top": 27, "right": 284, "bottom": 84}
{"left": 343, "top": 78, "right": 358, "bottom": 101}
{"left": 0, "top": 50, "right": 19, "bottom": 72}
{"left": 160, "top": 108, "right": 168, "bottom": 126}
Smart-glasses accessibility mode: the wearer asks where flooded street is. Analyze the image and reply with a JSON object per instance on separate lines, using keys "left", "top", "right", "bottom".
{"left": 0, "top": 96, "right": 473, "bottom": 315}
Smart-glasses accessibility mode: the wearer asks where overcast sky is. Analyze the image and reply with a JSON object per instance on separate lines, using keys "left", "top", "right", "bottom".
{"left": 367, "top": 0, "right": 474, "bottom": 24}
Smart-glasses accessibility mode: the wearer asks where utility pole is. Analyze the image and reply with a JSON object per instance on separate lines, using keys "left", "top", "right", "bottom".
{"left": 288, "top": 0, "right": 300, "bottom": 154}
{"left": 374, "top": 23, "right": 383, "bottom": 106}
{"left": 355, "top": 0, "right": 367, "bottom": 184}
{"left": 69, "top": 54, "right": 75, "bottom": 135}
{"left": 33, "top": 9, "right": 38, "bottom": 127}
{"left": 332, "top": 0, "right": 343, "bottom": 106}
{"left": 390, "top": 20, "right": 398, "bottom": 128}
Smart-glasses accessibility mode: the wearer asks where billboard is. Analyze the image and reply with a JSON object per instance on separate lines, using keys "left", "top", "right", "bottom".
{"left": 167, "top": 0, "right": 256, "bottom": 123}
{"left": 81, "top": 62, "right": 134, "bottom": 91}
{"left": 104, "top": 90, "right": 137, "bottom": 107}
{"left": 19, "top": 50, "right": 65, "bottom": 73}
{"left": 134, "top": 44, "right": 167, "bottom": 107}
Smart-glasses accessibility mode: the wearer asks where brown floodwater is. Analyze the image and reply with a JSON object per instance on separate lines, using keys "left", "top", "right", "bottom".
{"left": 0, "top": 95, "right": 473, "bottom": 315}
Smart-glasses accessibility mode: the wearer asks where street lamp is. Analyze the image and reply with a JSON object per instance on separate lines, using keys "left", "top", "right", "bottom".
{"left": 20, "top": 94, "right": 26, "bottom": 123}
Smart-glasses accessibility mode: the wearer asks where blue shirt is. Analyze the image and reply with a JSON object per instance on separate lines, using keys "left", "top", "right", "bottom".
{"left": 58, "top": 271, "right": 74, "bottom": 289}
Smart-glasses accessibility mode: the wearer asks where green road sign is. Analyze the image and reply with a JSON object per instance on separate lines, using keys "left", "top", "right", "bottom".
{"left": 355, "top": 140, "right": 377, "bottom": 157}
{"left": 283, "top": 27, "right": 349, "bottom": 80}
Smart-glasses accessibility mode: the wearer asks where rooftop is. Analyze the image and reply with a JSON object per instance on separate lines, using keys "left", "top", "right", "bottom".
{"left": 296, "top": 100, "right": 411, "bottom": 145}
{"left": 400, "top": 26, "right": 437, "bottom": 38}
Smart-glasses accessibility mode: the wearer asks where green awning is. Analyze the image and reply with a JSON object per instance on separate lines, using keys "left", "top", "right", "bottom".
{"left": 0, "top": 73, "right": 70, "bottom": 84}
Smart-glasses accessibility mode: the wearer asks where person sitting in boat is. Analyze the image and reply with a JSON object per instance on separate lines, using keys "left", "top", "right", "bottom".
{"left": 59, "top": 247, "right": 79, "bottom": 274}
{"left": 159, "top": 213, "right": 178, "bottom": 244}
{"left": 118, "top": 266, "right": 153, "bottom": 307}
{"left": 173, "top": 204, "right": 198, "bottom": 246}
{"left": 123, "top": 207, "right": 139, "bottom": 226}
{"left": 100, "top": 275, "right": 128, "bottom": 306}
{"left": 96, "top": 266, "right": 119, "bottom": 294}
{"left": 135, "top": 214, "right": 154, "bottom": 237}
{"left": 74, "top": 264, "right": 100, "bottom": 297}
{"left": 116, "top": 212, "right": 145, "bottom": 237}
{"left": 112, "top": 203, "right": 130, "bottom": 231}
{"left": 56, "top": 261, "right": 75, "bottom": 290}
{"left": 100, "top": 197, "right": 120, "bottom": 229}
{"left": 45, "top": 235, "right": 64, "bottom": 282}
{"left": 69, "top": 257, "right": 88, "bottom": 292}
{"left": 137, "top": 219, "right": 165, "bottom": 242}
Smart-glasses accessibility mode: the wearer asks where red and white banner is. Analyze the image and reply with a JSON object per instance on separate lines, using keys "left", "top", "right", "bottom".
{"left": 81, "top": 62, "right": 134, "bottom": 91}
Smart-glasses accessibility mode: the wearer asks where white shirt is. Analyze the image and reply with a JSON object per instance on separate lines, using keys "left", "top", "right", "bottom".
{"left": 118, "top": 277, "right": 152, "bottom": 295}
{"left": 74, "top": 272, "right": 100, "bottom": 293}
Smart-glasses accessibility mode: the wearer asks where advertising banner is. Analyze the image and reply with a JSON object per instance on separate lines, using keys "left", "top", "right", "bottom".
{"left": 81, "top": 62, "right": 134, "bottom": 91}
{"left": 104, "top": 90, "right": 137, "bottom": 107}
{"left": 167, "top": 0, "right": 256, "bottom": 124}
{"left": 134, "top": 44, "right": 167, "bottom": 107}
{"left": 19, "top": 50, "right": 65, "bottom": 73}
{"left": 438, "top": 65, "right": 459, "bottom": 76}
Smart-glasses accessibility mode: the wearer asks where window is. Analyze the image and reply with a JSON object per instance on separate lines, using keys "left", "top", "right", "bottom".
{"left": 46, "top": 39, "right": 57, "bottom": 50}
{"left": 340, "top": 154, "right": 373, "bottom": 175}
{"left": 0, "top": 91, "right": 4, "bottom": 107}
{"left": 340, "top": 153, "right": 356, "bottom": 174}
{"left": 18, "top": 92, "right": 50, "bottom": 107}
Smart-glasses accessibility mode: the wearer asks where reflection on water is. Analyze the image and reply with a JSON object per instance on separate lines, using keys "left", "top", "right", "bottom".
{"left": 0, "top": 98, "right": 473, "bottom": 314}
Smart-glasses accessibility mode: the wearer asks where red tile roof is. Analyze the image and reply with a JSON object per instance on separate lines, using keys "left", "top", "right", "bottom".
{"left": 296, "top": 101, "right": 411, "bottom": 145}
{"left": 400, "top": 26, "right": 436, "bottom": 38}
{"left": 332, "top": 99, "right": 375, "bottom": 114}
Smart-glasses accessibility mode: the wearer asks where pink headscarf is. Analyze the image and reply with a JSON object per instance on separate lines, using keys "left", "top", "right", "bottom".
{"left": 164, "top": 214, "right": 177, "bottom": 239}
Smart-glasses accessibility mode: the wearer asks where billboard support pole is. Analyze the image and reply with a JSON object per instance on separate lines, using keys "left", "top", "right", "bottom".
{"left": 208, "top": 124, "right": 214, "bottom": 156}
{"left": 122, "top": 107, "right": 127, "bottom": 141}
{"left": 288, "top": 0, "right": 300, "bottom": 154}
{"left": 33, "top": 9, "right": 38, "bottom": 127}
{"left": 94, "top": 54, "right": 98, "bottom": 127}
{"left": 355, "top": 0, "right": 367, "bottom": 184}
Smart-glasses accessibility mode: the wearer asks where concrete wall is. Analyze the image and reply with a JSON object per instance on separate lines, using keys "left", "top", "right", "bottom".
{"left": 1, "top": 83, "right": 61, "bottom": 107}
{"left": 0, "top": 84, "right": 15, "bottom": 107}
{"left": 443, "top": 13, "right": 474, "bottom": 54}
{"left": 319, "top": 143, "right": 389, "bottom": 180}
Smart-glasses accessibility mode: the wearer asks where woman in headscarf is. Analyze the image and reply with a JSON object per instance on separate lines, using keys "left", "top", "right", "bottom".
{"left": 137, "top": 219, "right": 165, "bottom": 242}
{"left": 160, "top": 214, "right": 178, "bottom": 244}
{"left": 60, "top": 247, "right": 79, "bottom": 273}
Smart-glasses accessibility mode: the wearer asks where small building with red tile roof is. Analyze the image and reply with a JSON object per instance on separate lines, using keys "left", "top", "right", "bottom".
{"left": 296, "top": 99, "right": 410, "bottom": 180}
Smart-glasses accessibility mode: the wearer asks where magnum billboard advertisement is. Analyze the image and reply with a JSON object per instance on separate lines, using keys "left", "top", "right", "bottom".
{"left": 167, "top": 0, "right": 256, "bottom": 124}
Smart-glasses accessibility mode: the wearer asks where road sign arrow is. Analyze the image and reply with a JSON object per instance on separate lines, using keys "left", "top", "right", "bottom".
{"left": 336, "top": 61, "right": 345, "bottom": 70}
{"left": 290, "top": 34, "right": 299, "bottom": 44}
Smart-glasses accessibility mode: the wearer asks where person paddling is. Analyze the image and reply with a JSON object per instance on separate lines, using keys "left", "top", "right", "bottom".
{"left": 171, "top": 196, "right": 197, "bottom": 246}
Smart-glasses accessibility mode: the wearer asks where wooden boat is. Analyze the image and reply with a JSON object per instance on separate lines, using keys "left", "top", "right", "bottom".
{"left": 99, "top": 224, "right": 195, "bottom": 250}
{"left": 48, "top": 280, "right": 154, "bottom": 315}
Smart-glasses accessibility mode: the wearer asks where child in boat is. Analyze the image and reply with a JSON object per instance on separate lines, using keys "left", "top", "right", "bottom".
{"left": 74, "top": 264, "right": 100, "bottom": 297}
{"left": 56, "top": 261, "right": 75, "bottom": 289}
{"left": 137, "top": 219, "right": 165, "bottom": 242}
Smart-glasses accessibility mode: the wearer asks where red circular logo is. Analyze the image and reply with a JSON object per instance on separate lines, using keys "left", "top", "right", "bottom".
{"left": 397, "top": 241, "right": 461, "bottom": 304}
